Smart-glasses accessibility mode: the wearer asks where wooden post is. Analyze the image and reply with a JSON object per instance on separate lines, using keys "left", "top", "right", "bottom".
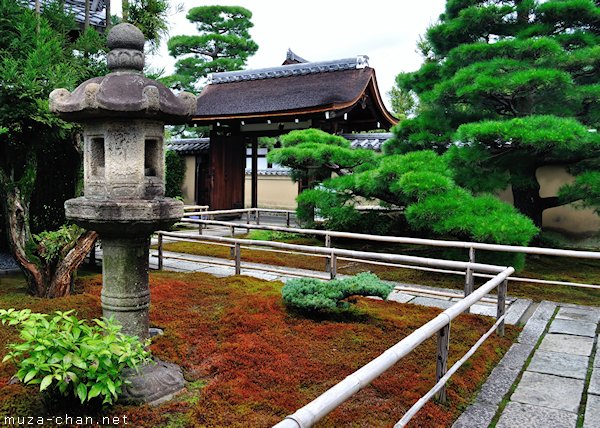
{"left": 286, "top": 212, "right": 291, "bottom": 228}
{"left": 497, "top": 279, "right": 507, "bottom": 336}
{"left": 84, "top": 0, "right": 90, "bottom": 30}
{"left": 325, "top": 234, "right": 332, "bottom": 273}
{"left": 234, "top": 243, "right": 241, "bottom": 275}
{"left": 251, "top": 137, "right": 258, "bottom": 209}
{"left": 330, "top": 252, "right": 337, "bottom": 280}
{"left": 246, "top": 210, "right": 251, "bottom": 232}
{"left": 464, "top": 247, "right": 475, "bottom": 313}
{"left": 157, "top": 233, "right": 163, "bottom": 270}
{"left": 256, "top": 209, "right": 260, "bottom": 225}
{"left": 230, "top": 226, "right": 235, "bottom": 237}
{"left": 435, "top": 324, "right": 450, "bottom": 404}
{"left": 105, "top": 0, "right": 111, "bottom": 30}
{"left": 198, "top": 221, "right": 204, "bottom": 235}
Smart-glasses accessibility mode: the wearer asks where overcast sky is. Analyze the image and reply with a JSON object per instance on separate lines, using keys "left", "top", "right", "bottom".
{"left": 135, "top": 1, "right": 447, "bottom": 106}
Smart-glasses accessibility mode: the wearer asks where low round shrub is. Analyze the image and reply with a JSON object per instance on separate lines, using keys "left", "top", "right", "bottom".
{"left": 282, "top": 272, "right": 393, "bottom": 312}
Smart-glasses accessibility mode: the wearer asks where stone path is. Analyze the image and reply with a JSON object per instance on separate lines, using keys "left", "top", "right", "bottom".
{"left": 454, "top": 302, "right": 600, "bottom": 428}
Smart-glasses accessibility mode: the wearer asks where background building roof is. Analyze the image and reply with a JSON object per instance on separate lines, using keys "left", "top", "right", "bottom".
{"left": 342, "top": 133, "right": 393, "bottom": 152}
{"left": 166, "top": 138, "right": 210, "bottom": 155}
{"left": 27, "top": 0, "right": 107, "bottom": 28}
{"left": 194, "top": 56, "right": 397, "bottom": 130}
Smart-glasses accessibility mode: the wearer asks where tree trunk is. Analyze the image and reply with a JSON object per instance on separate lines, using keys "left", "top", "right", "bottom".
{"left": 84, "top": 0, "right": 90, "bottom": 30}
{"left": 1, "top": 172, "right": 98, "bottom": 298}
{"left": 122, "top": 0, "right": 129, "bottom": 22}
{"left": 512, "top": 182, "right": 543, "bottom": 228}
{"left": 45, "top": 230, "right": 98, "bottom": 298}
{"left": 3, "top": 184, "right": 46, "bottom": 296}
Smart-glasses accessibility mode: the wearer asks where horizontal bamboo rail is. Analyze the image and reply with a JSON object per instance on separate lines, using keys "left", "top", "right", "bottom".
{"left": 158, "top": 231, "right": 508, "bottom": 275}
{"left": 181, "top": 217, "right": 600, "bottom": 259}
{"left": 176, "top": 216, "right": 600, "bottom": 290}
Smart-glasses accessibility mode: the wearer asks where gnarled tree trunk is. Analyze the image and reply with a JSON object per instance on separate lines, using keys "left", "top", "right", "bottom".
{"left": 1, "top": 173, "right": 98, "bottom": 298}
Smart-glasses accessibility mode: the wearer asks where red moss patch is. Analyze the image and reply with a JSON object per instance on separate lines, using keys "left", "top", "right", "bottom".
{"left": 0, "top": 271, "right": 518, "bottom": 427}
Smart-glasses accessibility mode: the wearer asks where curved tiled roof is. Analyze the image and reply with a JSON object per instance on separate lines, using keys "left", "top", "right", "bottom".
{"left": 194, "top": 57, "right": 397, "bottom": 129}
{"left": 342, "top": 133, "right": 393, "bottom": 152}
{"left": 244, "top": 168, "right": 292, "bottom": 176}
{"left": 167, "top": 138, "right": 210, "bottom": 155}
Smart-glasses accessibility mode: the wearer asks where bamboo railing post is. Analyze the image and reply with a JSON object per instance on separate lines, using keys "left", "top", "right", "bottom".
{"left": 157, "top": 233, "right": 163, "bottom": 270}
{"left": 325, "top": 234, "right": 332, "bottom": 273}
{"left": 435, "top": 324, "right": 450, "bottom": 404}
{"left": 330, "top": 252, "right": 337, "bottom": 280}
{"left": 286, "top": 212, "right": 291, "bottom": 228}
{"left": 198, "top": 221, "right": 204, "bottom": 235}
{"left": 497, "top": 279, "right": 507, "bottom": 336}
{"left": 464, "top": 247, "right": 475, "bottom": 313}
{"left": 234, "top": 243, "right": 241, "bottom": 275}
{"left": 230, "top": 226, "right": 235, "bottom": 237}
{"left": 256, "top": 209, "right": 260, "bottom": 225}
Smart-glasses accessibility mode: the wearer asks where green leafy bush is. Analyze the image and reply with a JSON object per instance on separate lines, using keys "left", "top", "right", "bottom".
{"left": 0, "top": 309, "right": 151, "bottom": 406}
{"left": 165, "top": 149, "right": 186, "bottom": 198}
{"left": 28, "top": 224, "right": 84, "bottom": 265}
{"left": 282, "top": 273, "right": 393, "bottom": 312}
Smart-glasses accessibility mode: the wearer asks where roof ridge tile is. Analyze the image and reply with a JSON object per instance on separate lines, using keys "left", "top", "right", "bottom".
{"left": 208, "top": 56, "right": 369, "bottom": 84}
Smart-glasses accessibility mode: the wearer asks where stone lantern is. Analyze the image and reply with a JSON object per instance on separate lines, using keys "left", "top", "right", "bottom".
{"left": 49, "top": 23, "right": 196, "bottom": 404}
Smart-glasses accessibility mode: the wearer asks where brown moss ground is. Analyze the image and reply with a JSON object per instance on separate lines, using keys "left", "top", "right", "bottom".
{"left": 0, "top": 272, "right": 517, "bottom": 427}
{"left": 160, "top": 239, "right": 600, "bottom": 306}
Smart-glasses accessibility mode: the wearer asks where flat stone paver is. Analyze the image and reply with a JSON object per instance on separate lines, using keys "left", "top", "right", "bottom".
{"left": 387, "top": 291, "right": 414, "bottom": 303}
{"left": 584, "top": 394, "right": 600, "bottom": 428}
{"left": 470, "top": 303, "right": 497, "bottom": 317}
{"left": 548, "top": 318, "right": 597, "bottom": 337}
{"left": 476, "top": 364, "right": 521, "bottom": 406}
{"left": 517, "top": 302, "right": 555, "bottom": 345}
{"left": 510, "top": 371, "right": 584, "bottom": 413}
{"left": 538, "top": 333, "right": 595, "bottom": 356}
{"left": 496, "top": 402, "right": 577, "bottom": 428}
{"left": 527, "top": 350, "right": 589, "bottom": 379}
{"left": 452, "top": 402, "right": 496, "bottom": 428}
{"left": 589, "top": 367, "right": 600, "bottom": 396}
{"left": 410, "top": 296, "right": 453, "bottom": 309}
{"left": 504, "top": 298, "right": 533, "bottom": 325}
{"left": 498, "top": 343, "right": 535, "bottom": 370}
{"left": 556, "top": 307, "right": 600, "bottom": 324}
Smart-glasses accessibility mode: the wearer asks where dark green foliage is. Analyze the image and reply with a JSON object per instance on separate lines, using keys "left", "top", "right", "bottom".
{"left": 268, "top": 128, "right": 377, "bottom": 185}
{"left": 0, "top": 0, "right": 104, "bottom": 295}
{"left": 273, "top": 130, "right": 538, "bottom": 246}
{"left": 165, "top": 150, "right": 185, "bottom": 199}
{"left": 123, "top": 0, "right": 172, "bottom": 52}
{"left": 165, "top": 5, "right": 258, "bottom": 91}
{"left": 389, "top": 0, "right": 600, "bottom": 227}
{"left": 29, "top": 225, "right": 84, "bottom": 266}
{"left": 0, "top": 309, "right": 150, "bottom": 406}
{"left": 281, "top": 273, "right": 393, "bottom": 313}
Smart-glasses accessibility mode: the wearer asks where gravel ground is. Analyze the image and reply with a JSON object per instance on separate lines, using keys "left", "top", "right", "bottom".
{"left": 0, "top": 252, "right": 19, "bottom": 270}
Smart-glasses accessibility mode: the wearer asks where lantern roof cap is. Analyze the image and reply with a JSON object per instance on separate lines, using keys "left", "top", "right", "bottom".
{"left": 50, "top": 23, "right": 195, "bottom": 124}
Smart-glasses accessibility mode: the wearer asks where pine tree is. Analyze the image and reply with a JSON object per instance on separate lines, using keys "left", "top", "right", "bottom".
{"left": 387, "top": 0, "right": 600, "bottom": 227}
{"left": 165, "top": 5, "right": 259, "bottom": 92}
